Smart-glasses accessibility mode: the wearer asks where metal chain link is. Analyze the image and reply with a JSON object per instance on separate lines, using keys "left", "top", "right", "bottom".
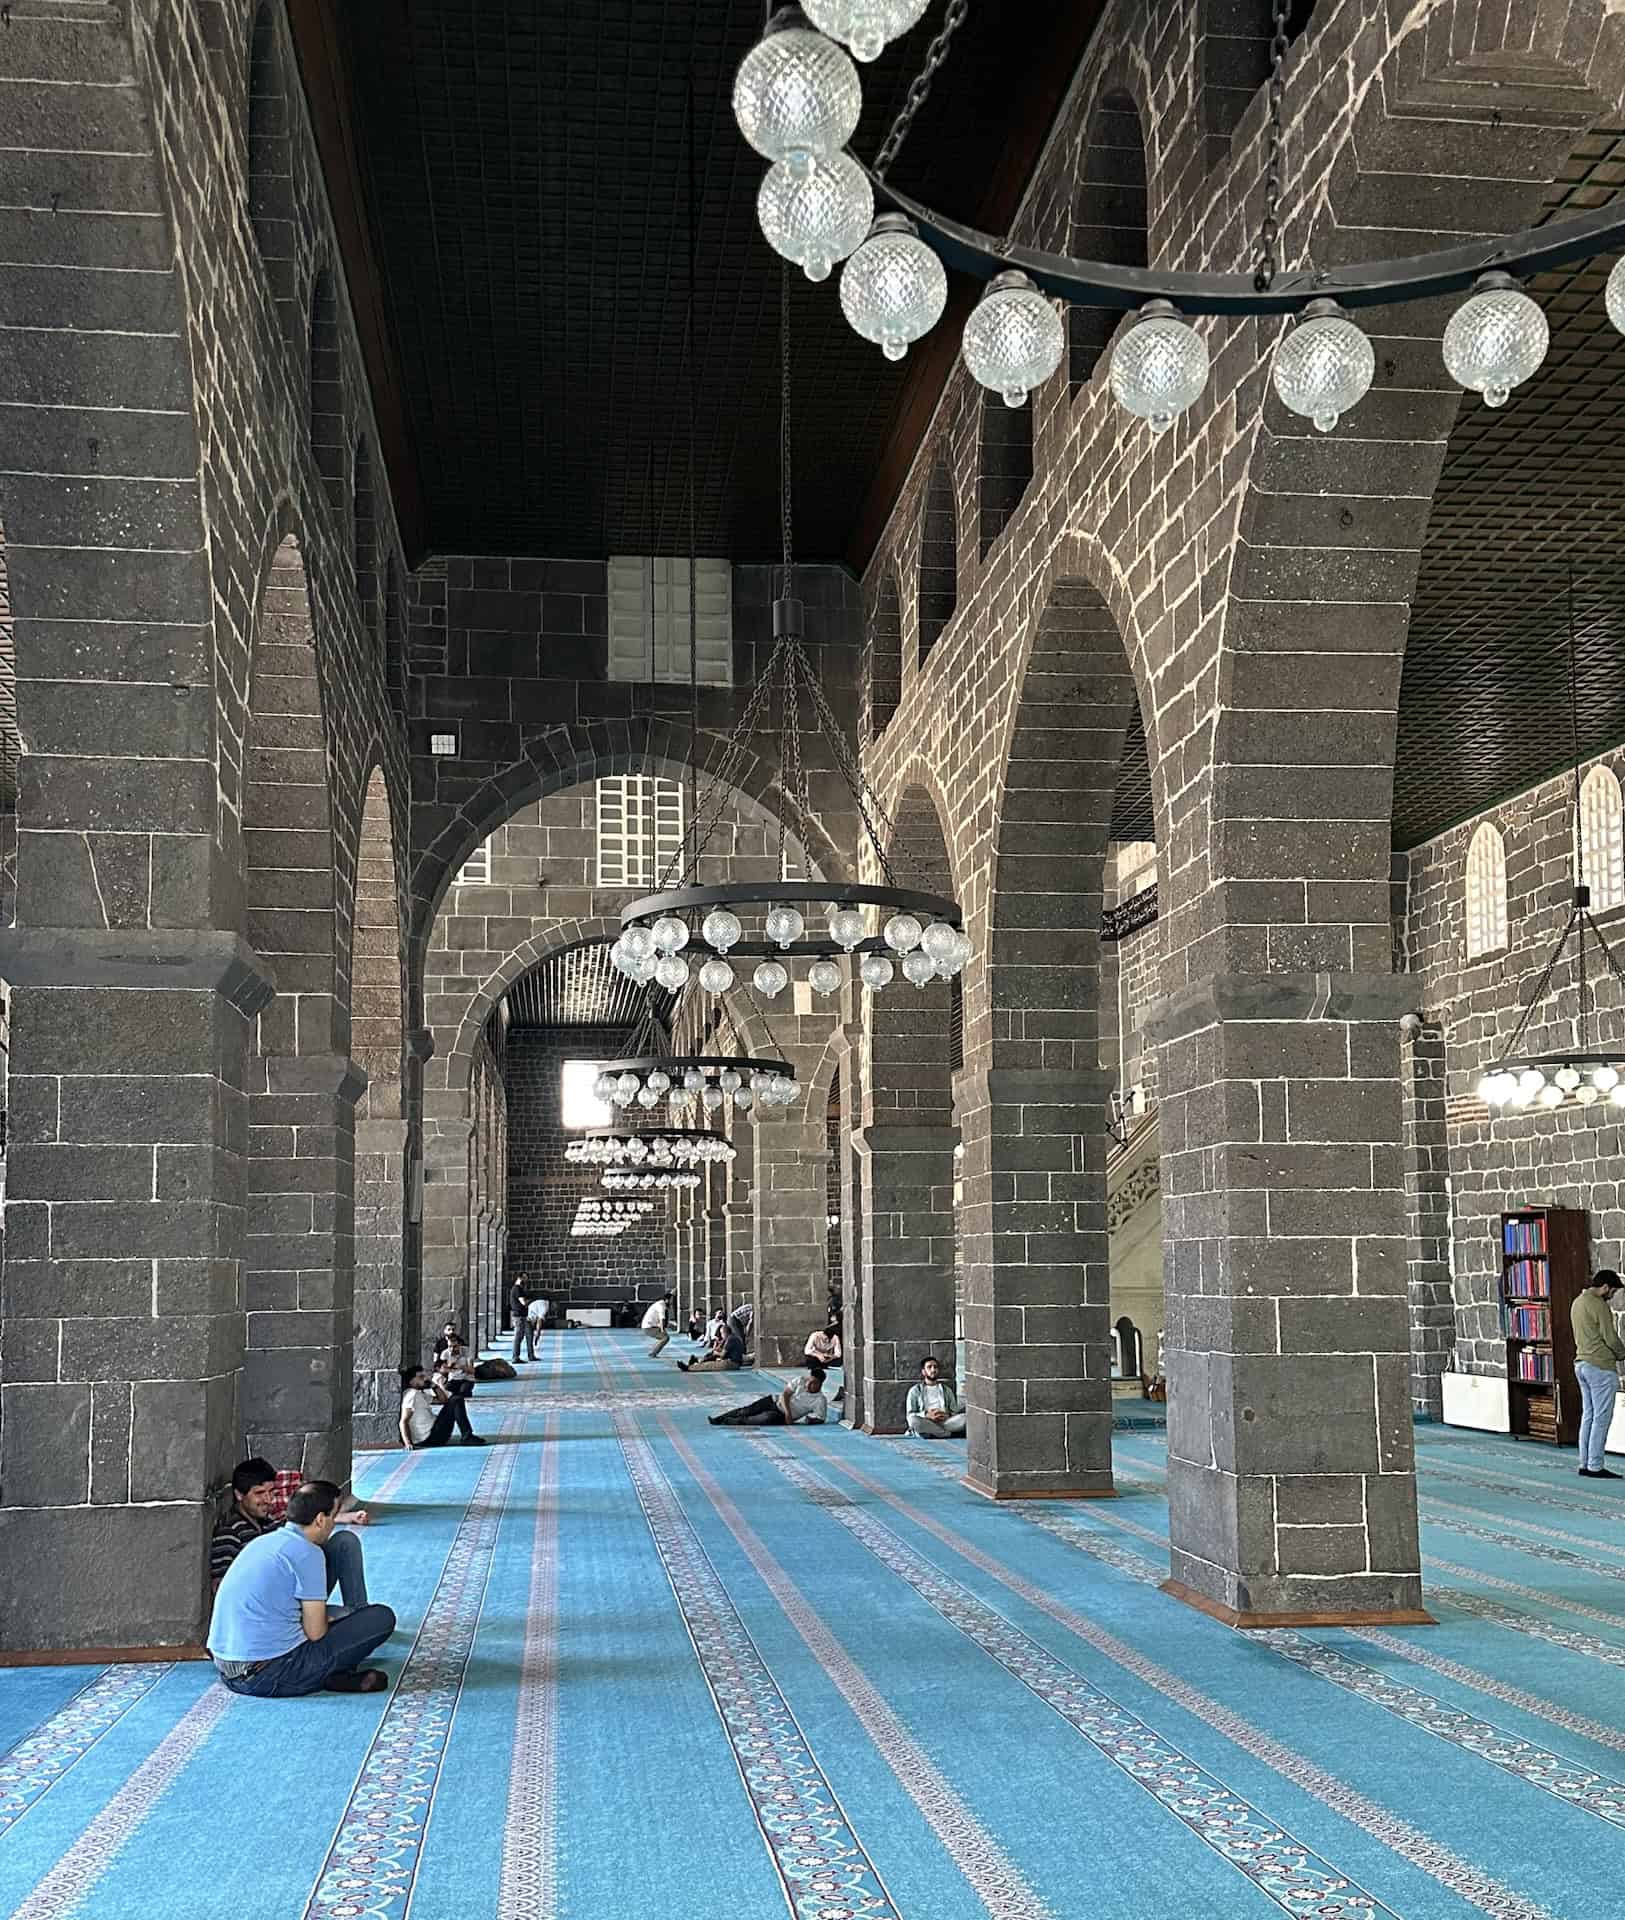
{"left": 1252, "top": 0, "right": 1291, "bottom": 293}
{"left": 874, "top": 0, "right": 970, "bottom": 181}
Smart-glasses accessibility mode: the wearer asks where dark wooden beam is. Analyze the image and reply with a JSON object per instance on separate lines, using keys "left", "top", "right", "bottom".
{"left": 845, "top": 1, "right": 1108, "bottom": 575}
{"left": 287, "top": 0, "right": 429, "bottom": 567}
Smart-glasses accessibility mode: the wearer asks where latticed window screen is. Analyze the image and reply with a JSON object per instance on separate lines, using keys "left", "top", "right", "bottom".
{"left": 454, "top": 838, "right": 490, "bottom": 887}
{"left": 1464, "top": 822, "right": 1508, "bottom": 959}
{"left": 606, "top": 557, "right": 733, "bottom": 686}
{"left": 1579, "top": 765, "right": 1625, "bottom": 911}
{"left": 597, "top": 775, "right": 685, "bottom": 891}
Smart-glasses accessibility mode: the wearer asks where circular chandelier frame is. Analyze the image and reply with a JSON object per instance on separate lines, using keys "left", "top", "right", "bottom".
{"left": 602, "top": 1052, "right": 793, "bottom": 1080}
{"left": 620, "top": 880, "right": 959, "bottom": 932}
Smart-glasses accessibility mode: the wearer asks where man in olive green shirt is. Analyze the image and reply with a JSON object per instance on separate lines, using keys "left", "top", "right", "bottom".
{"left": 1571, "top": 1269, "right": 1625, "bottom": 1477}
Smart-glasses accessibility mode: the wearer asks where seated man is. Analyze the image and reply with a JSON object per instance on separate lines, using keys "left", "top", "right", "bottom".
{"left": 641, "top": 1294, "right": 671, "bottom": 1358}
{"left": 399, "top": 1364, "right": 486, "bottom": 1448}
{"left": 210, "top": 1459, "right": 370, "bottom": 1612}
{"left": 432, "top": 1337, "right": 478, "bottom": 1398}
{"left": 906, "top": 1356, "right": 966, "bottom": 1438}
{"left": 804, "top": 1324, "right": 841, "bottom": 1369}
{"left": 709, "top": 1363, "right": 828, "bottom": 1427}
{"left": 208, "top": 1481, "right": 396, "bottom": 1697}
{"left": 678, "top": 1316, "right": 746, "bottom": 1372}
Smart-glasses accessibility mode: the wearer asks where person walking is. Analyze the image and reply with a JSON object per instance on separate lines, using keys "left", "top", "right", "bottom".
{"left": 509, "top": 1277, "right": 531, "bottom": 1363}
{"left": 641, "top": 1294, "right": 671, "bottom": 1358}
{"left": 1572, "top": 1268, "right": 1625, "bottom": 1478}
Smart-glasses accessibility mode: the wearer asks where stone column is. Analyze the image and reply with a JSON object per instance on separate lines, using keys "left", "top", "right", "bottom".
{"left": 420, "top": 1120, "right": 472, "bottom": 1343}
{"left": 724, "top": 1113, "right": 755, "bottom": 1331}
{"left": 839, "top": 1112, "right": 865, "bottom": 1429}
{"left": 353, "top": 1099, "right": 408, "bottom": 1447}
{"left": 0, "top": 931, "right": 270, "bottom": 1653}
{"left": 957, "top": 1067, "right": 1116, "bottom": 1498}
{"left": 1401, "top": 1016, "right": 1454, "bottom": 1420}
{"left": 243, "top": 1051, "right": 367, "bottom": 1480}
{"left": 752, "top": 1110, "right": 828, "bottom": 1366}
{"left": 1154, "top": 972, "right": 1427, "bottom": 1626}
{"left": 854, "top": 1123, "right": 958, "bottom": 1432}
{"left": 706, "top": 1164, "right": 728, "bottom": 1320}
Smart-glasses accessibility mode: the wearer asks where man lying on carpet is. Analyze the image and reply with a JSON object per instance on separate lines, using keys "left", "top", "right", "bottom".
{"left": 708, "top": 1364, "right": 829, "bottom": 1428}
{"left": 209, "top": 1459, "right": 371, "bottom": 1612}
{"left": 906, "top": 1356, "right": 966, "bottom": 1438}
{"left": 677, "top": 1315, "right": 747, "bottom": 1372}
{"left": 208, "top": 1480, "right": 397, "bottom": 1697}
{"left": 399, "top": 1364, "right": 487, "bottom": 1447}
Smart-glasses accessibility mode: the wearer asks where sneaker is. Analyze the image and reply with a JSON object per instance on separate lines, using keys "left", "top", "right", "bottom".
{"left": 1579, "top": 1467, "right": 1602, "bottom": 1477}
{"left": 459, "top": 1433, "right": 488, "bottom": 1445}
{"left": 677, "top": 1361, "right": 691, "bottom": 1372}
{"left": 1592, "top": 1467, "right": 1622, "bottom": 1480}
{"left": 324, "top": 1668, "right": 389, "bottom": 1694}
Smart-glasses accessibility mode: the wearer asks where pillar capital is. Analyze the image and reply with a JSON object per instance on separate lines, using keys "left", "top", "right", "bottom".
{"left": 0, "top": 928, "right": 274, "bottom": 1016}
{"left": 260, "top": 1053, "right": 369, "bottom": 1106}
{"left": 1145, "top": 969, "right": 1416, "bottom": 1046}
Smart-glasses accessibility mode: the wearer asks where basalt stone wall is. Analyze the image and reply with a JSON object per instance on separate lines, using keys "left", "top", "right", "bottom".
{"left": 1401, "top": 746, "right": 1625, "bottom": 1378}
{"left": 504, "top": 1027, "right": 670, "bottom": 1309}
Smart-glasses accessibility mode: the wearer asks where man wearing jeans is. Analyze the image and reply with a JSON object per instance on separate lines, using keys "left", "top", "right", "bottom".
{"left": 208, "top": 1482, "right": 396, "bottom": 1696}
{"left": 209, "top": 1459, "right": 370, "bottom": 1611}
{"left": 1571, "top": 1268, "right": 1625, "bottom": 1478}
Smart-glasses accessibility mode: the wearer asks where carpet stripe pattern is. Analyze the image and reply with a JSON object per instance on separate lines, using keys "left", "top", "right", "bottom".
{"left": 0, "top": 1331, "right": 1621, "bottom": 1919}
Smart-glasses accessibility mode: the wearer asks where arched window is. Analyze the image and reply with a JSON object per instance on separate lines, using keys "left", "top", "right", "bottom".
{"left": 1580, "top": 765, "right": 1625, "bottom": 910}
{"left": 978, "top": 390, "right": 1033, "bottom": 557}
{"left": 866, "top": 568, "right": 902, "bottom": 738}
{"left": 917, "top": 458, "right": 957, "bottom": 666}
{"left": 1464, "top": 822, "right": 1508, "bottom": 959}
{"left": 1069, "top": 89, "right": 1147, "bottom": 392}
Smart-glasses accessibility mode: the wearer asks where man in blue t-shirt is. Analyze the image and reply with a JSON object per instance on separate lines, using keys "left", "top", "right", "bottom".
{"left": 207, "top": 1480, "right": 396, "bottom": 1697}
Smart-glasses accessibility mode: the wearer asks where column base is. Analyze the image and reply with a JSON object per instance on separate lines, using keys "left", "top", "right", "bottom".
{"left": 860, "top": 1421, "right": 906, "bottom": 1437}
{"left": 1160, "top": 1577, "right": 1435, "bottom": 1630}
{"left": 962, "top": 1475, "right": 1117, "bottom": 1501}
{"left": 0, "top": 1644, "right": 210, "bottom": 1668}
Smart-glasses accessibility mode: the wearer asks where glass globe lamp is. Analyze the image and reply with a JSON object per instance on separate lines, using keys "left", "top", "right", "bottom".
{"left": 682, "top": 1068, "right": 704, "bottom": 1092}
{"left": 1111, "top": 301, "right": 1209, "bottom": 434}
{"left": 732, "top": 13, "right": 862, "bottom": 179}
{"left": 655, "top": 955, "right": 689, "bottom": 992}
{"left": 859, "top": 952, "right": 894, "bottom": 991}
{"left": 733, "top": 1087, "right": 755, "bottom": 1112}
{"left": 627, "top": 950, "right": 657, "bottom": 983}
{"left": 1607, "top": 257, "right": 1625, "bottom": 336}
{"left": 622, "top": 923, "right": 655, "bottom": 962}
{"left": 753, "top": 959, "right": 789, "bottom": 998}
{"left": 828, "top": 904, "right": 866, "bottom": 950}
{"left": 920, "top": 921, "right": 960, "bottom": 968}
{"left": 701, "top": 908, "right": 743, "bottom": 952}
{"left": 765, "top": 904, "right": 805, "bottom": 948}
{"left": 961, "top": 271, "right": 1064, "bottom": 407}
{"left": 803, "top": 0, "right": 929, "bottom": 62}
{"left": 1442, "top": 275, "right": 1548, "bottom": 408}
{"left": 1518, "top": 1068, "right": 1546, "bottom": 1096}
{"left": 902, "top": 949, "right": 937, "bottom": 987}
{"left": 703, "top": 1085, "right": 726, "bottom": 1112}
{"left": 637, "top": 1086, "right": 660, "bottom": 1109}
{"left": 1538, "top": 1082, "right": 1565, "bottom": 1109}
{"left": 652, "top": 915, "right": 690, "bottom": 954}
{"left": 809, "top": 958, "right": 843, "bottom": 995}
{"left": 1577, "top": 1083, "right": 1600, "bottom": 1107}
{"left": 883, "top": 911, "right": 922, "bottom": 953}
{"left": 720, "top": 1069, "right": 742, "bottom": 1093}
{"left": 1271, "top": 300, "right": 1375, "bottom": 432}
{"left": 616, "top": 1072, "right": 640, "bottom": 1101}
{"left": 698, "top": 957, "right": 736, "bottom": 995}
{"left": 839, "top": 214, "right": 948, "bottom": 361}
{"left": 646, "top": 1069, "right": 670, "bottom": 1095}
{"left": 1594, "top": 1065, "right": 1620, "bottom": 1092}
{"left": 750, "top": 1071, "right": 772, "bottom": 1094}
{"left": 1611, "top": 1083, "right": 1625, "bottom": 1110}
{"left": 593, "top": 1072, "right": 616, "bottom": 1102}
{"left": 758, "top": 151, "right": 874, "bottom": 282}
{"left": 1554, "top": 1065, "right": 1582, "bottom": 1091}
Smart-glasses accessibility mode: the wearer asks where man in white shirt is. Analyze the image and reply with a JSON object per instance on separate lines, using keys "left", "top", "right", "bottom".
{"left": 641, "top": 1294, "right": 671, "bottom": 1357}
{"left": 525, "top": 1291, "right": 548, "bottom": 1351}
{"left": 398, "top": 1364, "right": 486, "bottom": 1448}
{"left": 905, "top": 1356, "right": 965, "bottom": 1437}
{"left": 707, "top": 1364, "right": 829, "bottom": 1428}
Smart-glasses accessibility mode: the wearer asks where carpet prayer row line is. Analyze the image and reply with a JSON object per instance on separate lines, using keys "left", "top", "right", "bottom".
{"left": 1, "top": 1330, "right": 1622, "bottom": 1918}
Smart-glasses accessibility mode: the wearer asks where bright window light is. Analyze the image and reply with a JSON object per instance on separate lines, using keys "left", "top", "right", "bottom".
{"left": 561, "top": 1059, "right": 611, "bottom": 1131}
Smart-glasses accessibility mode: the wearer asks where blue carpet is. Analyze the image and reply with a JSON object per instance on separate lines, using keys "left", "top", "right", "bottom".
{"left": 2, "top": 1333, "right": 1622, "bottom": 1919}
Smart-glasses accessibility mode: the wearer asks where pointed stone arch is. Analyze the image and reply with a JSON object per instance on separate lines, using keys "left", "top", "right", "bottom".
{"left": 242, "top": 533, "right": 355, "bottom": 1475}
{"left": 351, "top": 764, "right": 410, "bottom": 1440}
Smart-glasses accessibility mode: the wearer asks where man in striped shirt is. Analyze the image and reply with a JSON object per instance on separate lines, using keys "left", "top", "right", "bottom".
{"left": 209, "top": 1459, "right": 371, "bottom": 1611}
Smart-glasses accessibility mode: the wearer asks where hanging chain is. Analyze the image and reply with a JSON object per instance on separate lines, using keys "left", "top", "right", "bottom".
{"left": 780, "top": 264, "right": 794, "bottom": 586}
{"left": 1252, "top": 0, "right": 1291, "bottom": 293}
{"left": 874, "top": 0, "right": 970, "bottom": 181}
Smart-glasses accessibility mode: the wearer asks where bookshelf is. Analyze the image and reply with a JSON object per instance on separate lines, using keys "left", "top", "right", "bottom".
{"left": 1500, "top": 1205, "right": 1589, "bottom": 1447}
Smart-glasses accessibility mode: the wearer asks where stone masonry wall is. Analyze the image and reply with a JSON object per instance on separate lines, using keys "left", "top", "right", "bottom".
{"left": 1402, "top": 746, "right": 1625, "bottom": 1376}
{"left": 504, "top": 1027, "right": 671, "bottom": 1309}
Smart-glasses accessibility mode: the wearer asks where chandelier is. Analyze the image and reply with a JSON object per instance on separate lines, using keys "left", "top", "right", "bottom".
{"left": 585, "top": 989, "right": 800, "bottom": 1117}
{"left": 603, "top": 1166, "right": 702, "bottom": 1193}
{"left": 571, "top": 1197, "right": 657, "bottom": 1238}
{"left": 610, "top": 260, "right": 967, "bottom": 1007}
{"left": 565, "top": 1127, "right": 736, "bottom": 1170}
{"left": 733, "top": 2, "right": 1625, "bottom": 434}
{"left": 1478, "top": 572, "right": 1625, "bottom": 1116}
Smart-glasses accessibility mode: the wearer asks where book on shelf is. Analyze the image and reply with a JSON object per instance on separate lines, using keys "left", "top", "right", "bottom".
{"left": 1504, "top": 1217, "right": 1549, "bottom": 1257}
{"left": 1507, "top": 1304, "right": 1551, "bottom": 1341}
{"left": 1505, "top": 1259, "right": 1549, "bottom": 1297}
{"left": 1496, "top": 1206, "right": 1589, "bottom": 1446}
